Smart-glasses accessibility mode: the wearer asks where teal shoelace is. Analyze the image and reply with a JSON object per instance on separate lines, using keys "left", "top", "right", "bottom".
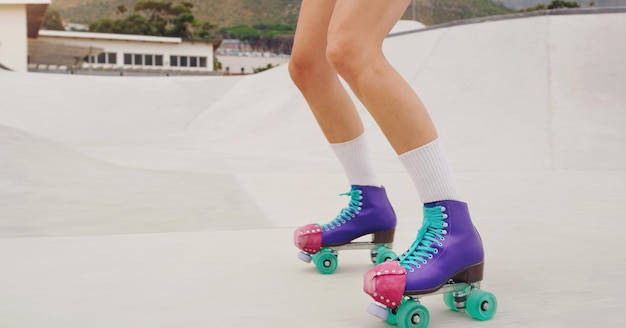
{"left": 322, "top": 189, "right": 363, "bottom": 231}
{"left": 398, "top": 206, "right": 449, "bottom": 272}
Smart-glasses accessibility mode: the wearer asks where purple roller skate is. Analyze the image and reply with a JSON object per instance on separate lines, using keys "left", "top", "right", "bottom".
{"left": 364, "top": 200, "right": 497, "bottom": 327}
{"left": 294, "top": 185, "right": 397, "bottom": 274}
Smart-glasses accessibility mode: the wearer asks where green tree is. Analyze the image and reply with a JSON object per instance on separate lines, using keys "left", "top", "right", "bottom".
{"left": 115, "top": 13, "right": 157, "bottom": 35}
{"left": 90, "top": 14, "right": 156, "bottom": 35}
{"left": 253, "top": 63, "right": 276, "bottom": 73}
{"left": 193, "top": 20, "right": 218, "bottom": 40}
{"left": 90, "top": 0, "right": 218, "bottom": 39}
{"left": 166, "top": 12, "right": 194, "bottom": 38}
{"left": 116, "top": 4, "right": 127, "bottom": 15}
{"left": 42, "top": 8, "right": 65, "bottom": 30}
{"left": 547, "top": 0, "right": 580, "bottom": 8}
{"left": 220, "top": 25, "right": 260, "bottom": 40}
{"left": 89, "top": 17, "right": 116, "bottom": 32}
{"left": 520, "top": 0, "right": 579, "bottom": 12}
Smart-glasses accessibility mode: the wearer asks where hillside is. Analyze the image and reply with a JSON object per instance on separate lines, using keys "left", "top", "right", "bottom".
{"left": 50, "top": 0, "right": 515, "bottom": 27}
{"left": 51, "top": 0, "right": 301, "bottom": 26}
{"left": 495, "top": 0, "right": 626, "bottom": 9}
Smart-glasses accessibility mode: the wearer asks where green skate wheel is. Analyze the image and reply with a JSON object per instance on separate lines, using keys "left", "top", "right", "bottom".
{"left": 312, "top": 248, "right": 338, "bottom": 274}
{"left": 397, "top": 301, "right": 430, "bottom": 328}
{"left": 375, "top": 248, "right": 397, "bottom": 265}
{"left": 371, "top": 246, "right": 397, "bottom": 264}
{"left": 386, "top": 307, "right": 398, "bottom": 325}
{"left": 443, "top": 292, "right": 458, "bottom": 312}
{"left": 466, "top": 289, "right": 497, "bottom": 321}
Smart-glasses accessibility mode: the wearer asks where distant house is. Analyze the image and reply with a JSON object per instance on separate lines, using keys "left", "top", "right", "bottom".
{"left": 0, "top": 0, "right": 49, "bottom": 72}
{"left": 32, "top": 30, "right": 221, "bottom": 75}
{"left": 0, "top": 0, "right": 221, "bottom": 75}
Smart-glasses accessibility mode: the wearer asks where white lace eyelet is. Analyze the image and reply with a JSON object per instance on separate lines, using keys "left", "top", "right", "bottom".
{"left": 433, "top": 249, "right": 438, "bottom": 253}
{"left": 428, "top": 254, "right": 433, "bottom": 259}
{"left": 443, "top": 222, "right": 449, "bottom": 227}
{"left": 443, "top": 214, "right": 449, "bottom": 219}
{"left": 442, "top": 230, "right": 448, "bottom": 235}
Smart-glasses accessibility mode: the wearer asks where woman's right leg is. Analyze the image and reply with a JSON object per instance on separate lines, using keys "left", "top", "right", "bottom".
{"left": 290, "top": 0, "right": 397, "bottom": 271}
{"left": 288, "top": 0, "right": 362, "bottom": 144}
{"left": 289, "top": 0, "right": 381, "bottom": 188}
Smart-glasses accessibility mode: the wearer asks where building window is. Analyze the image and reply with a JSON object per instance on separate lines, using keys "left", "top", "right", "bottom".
{"left": 170, "top": 55, "right": 209, "bottom": 68}
{"left": 97, "top": 53, "right": 106, "bottom": 63}
{"left": 90, "top": 52, "right": 117, "bottom": 64}
{"left": 124, "top": 53, "right": 132, "bottom": 65}
{"left": 134, "top": 54, "right": 143, "bottom": 65}
{"left": 108, "top": 53, "right": 117, "bottom": 64}
{"left": 145, "top": 55, "right": 153, "bottom": 66}
{"left": 80, "top": 51, "right": 210, "bottom": 70}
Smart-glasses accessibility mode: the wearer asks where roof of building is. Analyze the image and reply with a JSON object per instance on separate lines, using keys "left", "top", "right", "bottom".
{"left": 0, "top": 1, "right": 50, "bottom": 38}
{"left": 39, "top": 30, "right": 183, "bottom": 44}
{"left": 38, "top": 30, "right": 222, "bottom": 47}
{"left": 0, "top": 0, "right": 49, "bottom": 3}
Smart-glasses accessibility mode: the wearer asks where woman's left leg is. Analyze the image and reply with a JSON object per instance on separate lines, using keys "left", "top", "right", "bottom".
{"left": 326, "top": 0, "right": 437, "bottom": 155}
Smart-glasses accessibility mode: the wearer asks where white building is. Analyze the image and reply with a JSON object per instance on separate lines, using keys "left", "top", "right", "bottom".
{"left": 0, "top": 0, "right": 49, "bottom": 72}
{"left": 34, "top": 30, "right": 219, "bottom": 74}
{"left": 0, "top": 1, "right": 220, "bottom": 75}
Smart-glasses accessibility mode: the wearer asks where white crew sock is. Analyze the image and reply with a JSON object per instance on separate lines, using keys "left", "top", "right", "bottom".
{"left": 330, "top": 133, "right": 381, "bottom": 187}
{"left": 399, "top": 139, "right": 460, "bottom": 203}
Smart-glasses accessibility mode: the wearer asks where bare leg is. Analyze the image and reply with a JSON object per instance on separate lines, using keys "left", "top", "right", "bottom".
{"left": 288, "top": 0, "right": 362, "bottom": 144}
{"left": 290, "top": 0, "right": 397, "bottom": 273}
{"left": 326, "top": 0, "right": 438, "bottom": 154}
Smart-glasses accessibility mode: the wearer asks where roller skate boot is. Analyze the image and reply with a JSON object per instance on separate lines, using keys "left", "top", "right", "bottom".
{"left": 364, "top": 200, "right": 497, "bottom": 327}
{"left": 294, "top": 185, "right": 397, "bottom": 274}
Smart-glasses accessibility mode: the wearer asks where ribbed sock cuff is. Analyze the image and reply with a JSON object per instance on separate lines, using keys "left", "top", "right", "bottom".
{"left": 398, "top": 139, "right": 460, "bottom": 203}
{"left": 330, "top": 133, "right": 380, "bottom": 187}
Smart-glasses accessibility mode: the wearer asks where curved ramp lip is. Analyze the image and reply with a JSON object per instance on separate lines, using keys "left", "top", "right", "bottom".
{"left": 0, "top": 62, "right": 13, "bottom": 71}
{"left": 388, "top": 7, "right": 626, "bottom": 38}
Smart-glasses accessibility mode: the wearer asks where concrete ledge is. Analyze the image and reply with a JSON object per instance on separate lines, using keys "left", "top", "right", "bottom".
{"left": 389, "top": 7, "right": 626, "bottom": 37}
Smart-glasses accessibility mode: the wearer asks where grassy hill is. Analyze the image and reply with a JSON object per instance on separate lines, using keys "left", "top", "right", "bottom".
{"left": 50, "top": 0, "right": 301, "bottom": 26}
{"left": 51, "top": 0, "right": 515, "bottom": 28}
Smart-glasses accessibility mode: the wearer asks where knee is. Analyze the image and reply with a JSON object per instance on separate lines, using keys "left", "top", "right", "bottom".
{"left": 287, "top": 54, "right": 307, "bottom": 86}
{"left": 325, "top": 38, "right": 364, "bottom": 83}
{"left": 288, "top": 52, "right": 328, "bottom": 91}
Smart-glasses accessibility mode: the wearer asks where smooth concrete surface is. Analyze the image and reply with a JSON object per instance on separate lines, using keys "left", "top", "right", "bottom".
{"left": 1, "top": 13, "right": 625, "bottom": 327}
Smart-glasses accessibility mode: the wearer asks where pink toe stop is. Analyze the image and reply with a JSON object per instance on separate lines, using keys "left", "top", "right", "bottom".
{"left": 363, "top": 261, "right": 406, "bottom": 309}
{"left": 294, "top": 224, "right": 322, "bottom": 254}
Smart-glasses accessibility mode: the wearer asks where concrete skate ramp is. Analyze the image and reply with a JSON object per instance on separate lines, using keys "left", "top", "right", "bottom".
{"left": 0, "top": 11, "right": 625, "bottom": 328}
{"left": 0, "top": 124, "right": 271, "bottom": 237}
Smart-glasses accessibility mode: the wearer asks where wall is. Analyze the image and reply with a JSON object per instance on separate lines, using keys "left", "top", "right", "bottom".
{"left": 0, "top": 4, "right": 26, "bottom": 71}
{"left": 37, "top": 33, "right": 215, "bottom": 72}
